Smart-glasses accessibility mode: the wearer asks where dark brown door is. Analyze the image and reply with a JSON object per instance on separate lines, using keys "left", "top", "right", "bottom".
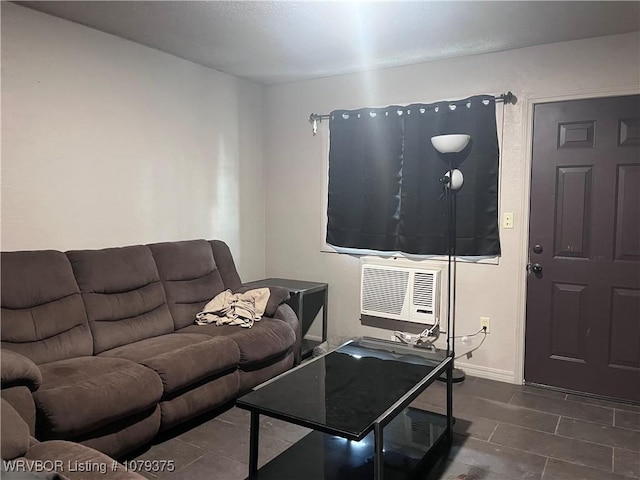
{"left": 525, "top": 95, "right": 640, "bottom": 402}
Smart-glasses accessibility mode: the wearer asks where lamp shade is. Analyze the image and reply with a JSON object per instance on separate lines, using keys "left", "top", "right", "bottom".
{"left": 444, "top": 169, "right": 464, "bottom": 190}
{"left": 431, "top": 134, "right": 471, "bottom": 154}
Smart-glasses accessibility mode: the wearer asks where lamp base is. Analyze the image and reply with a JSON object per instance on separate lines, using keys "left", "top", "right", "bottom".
{"left": 438, "top": 367, "right": 466, "bottom": 383}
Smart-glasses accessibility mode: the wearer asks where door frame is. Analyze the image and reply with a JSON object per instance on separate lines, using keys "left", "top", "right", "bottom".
{"left": 514, "top": 85, "right": 640, "bottom": 386}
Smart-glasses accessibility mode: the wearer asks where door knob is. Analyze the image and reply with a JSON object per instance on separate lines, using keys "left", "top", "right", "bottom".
{"left": 528, "top": 263, "right": 543, "bottom": 275}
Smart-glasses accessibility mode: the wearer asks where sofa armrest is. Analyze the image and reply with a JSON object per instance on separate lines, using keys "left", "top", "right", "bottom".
{"left": 272, "top": 303, "right": 302, "bottom": 365}
{"left": 1, "top": 386, "right": 37, "bottom": 435}
{"left": 1, "top": 349, "right": 42, "bottom": 392}
{"left": 1, "top": 398, "right": 30, "bottom": 460}
{"left": 235, "top": 285, "right": 290, "bottom": 317}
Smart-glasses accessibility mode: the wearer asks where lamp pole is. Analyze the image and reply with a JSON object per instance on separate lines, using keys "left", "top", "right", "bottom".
{"left": 430, "top": 134, "right": 470, "bottom": 383}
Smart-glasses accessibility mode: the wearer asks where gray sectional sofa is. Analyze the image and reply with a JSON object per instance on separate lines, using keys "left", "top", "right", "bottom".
{"left": 1, "top": 239, "right": 300, "bottom": 461}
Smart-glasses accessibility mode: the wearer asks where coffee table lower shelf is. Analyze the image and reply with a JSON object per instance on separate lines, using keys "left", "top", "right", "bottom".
{"left": 246, "top": 409, "right": 450, "bottom": 480}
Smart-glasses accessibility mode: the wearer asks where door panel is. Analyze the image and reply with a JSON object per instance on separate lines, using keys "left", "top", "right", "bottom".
{"left": 609, "top": 288, "right": 640, "bottom": 370}
{"left": 550, "top": 282, "right": 587, "bottom": 362}
{"left": 615, "top": 165, "right": 640, "bottom": 261}
{"left": 554, "top": 166, "right": 592, "bottom": 258}
{"left": 526, "top": 95, "right": 640, "bottom": 402}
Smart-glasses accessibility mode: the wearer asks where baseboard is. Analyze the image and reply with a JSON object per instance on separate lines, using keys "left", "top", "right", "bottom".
{"left": 453, "top": 362, "right": 516, "bottom": 384}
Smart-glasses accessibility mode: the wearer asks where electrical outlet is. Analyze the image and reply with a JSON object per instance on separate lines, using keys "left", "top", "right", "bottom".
{"left": 480, "top": 317, "right": 490, "bottom": 333}
{"left": 503, "top": 212, "right": 514, "bottom": 229}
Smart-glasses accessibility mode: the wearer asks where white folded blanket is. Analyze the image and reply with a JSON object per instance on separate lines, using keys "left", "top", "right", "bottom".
{"left": 195, "top": 288, "right": 270, "bottom": 328}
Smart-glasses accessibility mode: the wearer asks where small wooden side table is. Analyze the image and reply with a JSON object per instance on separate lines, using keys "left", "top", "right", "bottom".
{"left": 242, "top": 278, "right": 328, "bottom": 359}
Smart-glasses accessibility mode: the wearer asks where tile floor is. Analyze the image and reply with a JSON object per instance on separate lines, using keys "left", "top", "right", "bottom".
{"left": 131, "top": 376, "right": 639, "bottom": 480}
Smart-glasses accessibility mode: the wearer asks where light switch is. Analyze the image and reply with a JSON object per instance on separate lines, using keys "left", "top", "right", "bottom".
{"left": 503, "top": 212, "right": 514, "bottom": 229}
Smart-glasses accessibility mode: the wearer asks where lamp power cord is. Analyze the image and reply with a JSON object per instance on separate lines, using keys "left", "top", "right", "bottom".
{"left": 393, "top": 325, "right": 487, "bottom": 353}
{"left": 454, "top": 327, "right": 487, "bottom": 360}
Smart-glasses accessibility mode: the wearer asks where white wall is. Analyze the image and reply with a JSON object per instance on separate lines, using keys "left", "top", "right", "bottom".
{"left": 1, "top": 3, "right": 266, "bottom": 281}
{"left": 263, "top": 32, "right": 640, "bottom": 382}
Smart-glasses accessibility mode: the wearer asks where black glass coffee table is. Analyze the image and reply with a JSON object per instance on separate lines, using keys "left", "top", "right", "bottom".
{"left": 236, "top": 337, "right": 454, "bottom": 479}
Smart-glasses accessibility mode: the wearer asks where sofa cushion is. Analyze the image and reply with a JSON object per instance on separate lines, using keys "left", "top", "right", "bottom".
{"left": 1, "top": 250, "right": 93, "bottom": 364}
{"left": 178, "top": 317, "right": 296, "bottom": 366}
{"left": 148, "top": 240, "right": 227, "bottom": 330}
{"left": 98, "top": 333, "right": 240, "bottom": 395}
{"left": 67, "top": 246, "right": 174, "bottom": 354}
{"left": 1, "top": 398, "right": 30, "bottom": 460}
{"left": 210, "top": 240, "right": 243, "bottom": 291}
{"left": 74, "top": 406, "right": 161, "bottom": 460}
{"left": 157, "top": 372, "right": 239, "bottom": 430}
{"left": 34, "top": 357, "right": 163, "bottom": 439}
{"left": 239, "top": 352, "right": 295, "bottom": 392}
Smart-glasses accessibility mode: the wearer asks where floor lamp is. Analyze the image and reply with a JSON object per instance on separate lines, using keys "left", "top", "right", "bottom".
{"left": 431, "top": 134, "right": 471, "bottom": 383}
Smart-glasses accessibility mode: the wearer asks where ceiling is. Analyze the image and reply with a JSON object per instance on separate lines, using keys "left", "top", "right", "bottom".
{"left": 15, "top": 1, "right": 640, "bottom": 85}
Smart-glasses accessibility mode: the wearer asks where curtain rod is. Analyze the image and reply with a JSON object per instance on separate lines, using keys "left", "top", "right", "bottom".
{"left": 308, "top": 91, "right": 517, "bottom": 135}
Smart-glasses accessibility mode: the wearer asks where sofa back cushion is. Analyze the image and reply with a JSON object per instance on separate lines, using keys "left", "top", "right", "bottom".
{"left": 210, "top": 240, "right": 243, "bottom": 292}
{"left": 67, "top": 245, "right": 174, "bottom": 354}
{"left": 1, "top": 251, "right": 93, "bottom": 364}
{"left": 149, "top": 240, "right": 227, "bottom": 329}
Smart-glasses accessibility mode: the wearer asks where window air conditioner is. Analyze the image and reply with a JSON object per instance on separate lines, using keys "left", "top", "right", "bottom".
{"left": 360, "top": 263, "right": 441, "bottom": 327}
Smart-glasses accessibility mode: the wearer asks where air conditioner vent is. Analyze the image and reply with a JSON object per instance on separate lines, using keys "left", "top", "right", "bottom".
{"left": 413, "top": 272, "right": 435, "bottom": 310}
{"left": 362, "top": 268, "right": 409, "bottom": 316}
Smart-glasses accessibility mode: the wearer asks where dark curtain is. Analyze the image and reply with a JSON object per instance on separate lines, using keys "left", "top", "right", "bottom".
{"left": 326, "top": 95, "right": 500, "bottom": 256}
{"left": 325, "top": 107, "right": 405, "bottom": 251}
